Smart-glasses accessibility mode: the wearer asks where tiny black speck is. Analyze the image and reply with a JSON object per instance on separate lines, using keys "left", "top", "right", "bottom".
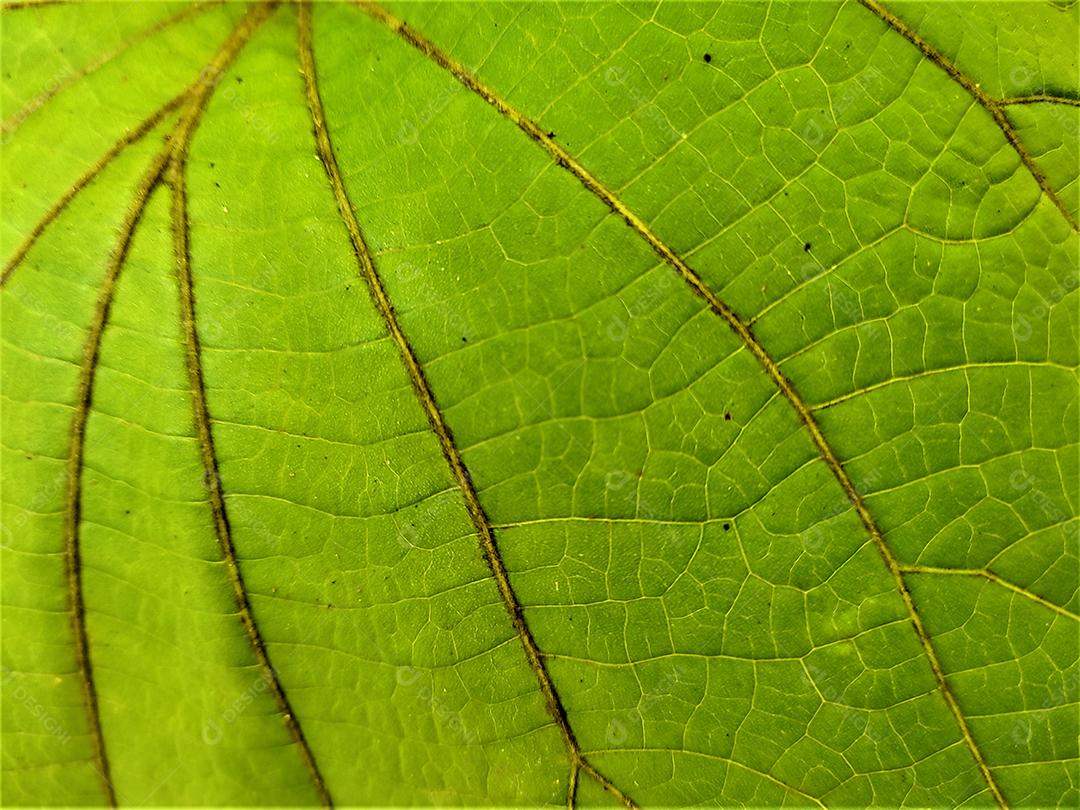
{"left": 723, "top": 523, "right": 731, "bottom": 531}
{"left": 724, "top": 412, "right": 732, "bottom": 421}
{"left": 803, "top": 242, "right": 811, "bottom": 252}
{"left": 703, "top": 53, "right": 712, "bottom": 63}
{"left": 547, "top": 131, "right": 556, "bottom": 138}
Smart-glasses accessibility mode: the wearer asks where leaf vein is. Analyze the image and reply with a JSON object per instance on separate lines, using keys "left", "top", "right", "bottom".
{"left": 354, "top": 3, "right": 1013, "bottom": 805}
{"left": 298, "top": 3, "right": 636, "bottom": 806}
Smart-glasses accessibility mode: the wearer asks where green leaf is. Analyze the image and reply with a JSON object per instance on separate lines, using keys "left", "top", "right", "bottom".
{"left": 2, "top": 1, "right": 1077, "bottom": 806}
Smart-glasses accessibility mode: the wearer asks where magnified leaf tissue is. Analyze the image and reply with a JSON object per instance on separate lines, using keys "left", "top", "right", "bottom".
{"left": 1, "top": 0, "right": 1077, "bottom": 807}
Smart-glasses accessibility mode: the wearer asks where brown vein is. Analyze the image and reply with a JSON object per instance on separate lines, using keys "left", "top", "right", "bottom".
{"left": 899, "top": 565, "right": 1079, "bottom": 621}
{"left": 1, "top": 92, "right": 185, "bottom": 287}
{"left": 62, "top": 4, "right": 276, "bottom": 804}
{"left": 1, "top": 1, "right": 220, "bottom": 136}
{"left": 354, "top": 2, "right": 1008, "bottom": 806}
{"left": 857, "top": 0, "right": 1078, "bottom": 232}
{"left": 0, "top": 0, "right": 74, "bottom": 10}
{"left": 297, "top": 4, "right": 634, "bottom": 806}
{"left": 161, "top": 7, "right": 331, "bottom": 801}
{"left": 168, "top": 147, "right": 332, "bottom": 810}
{"left": 65, "top": 140, "right": 168, "bottom": 810}
{"left": 1001, "top": 94, "right": 1080, "bottom": 108}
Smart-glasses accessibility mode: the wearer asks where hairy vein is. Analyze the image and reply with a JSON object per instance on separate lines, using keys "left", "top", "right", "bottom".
{"left": 65, "top": 137, "right": 169, "bottom": 810}
{"left": 1, "top": 1, "right": 220, "bottom": 136}
{"left": 297, "top": 4, "right": 634, "bottom": 806}
{"left": 0, "top": 92, "right": 185, "bottom": 287}
{"left": 354, "top": 2, "right": 1010, "bottom": 806}
{"left": 62, "top": 4, "right": 277, "bottom": 804}
{"left": 858, "top": 0, "right": 1078, "bottom": 232}
{"left": 1001, "top": 94, "right": 1080, "bottom": 108}
{"left": 168, "top": 145, "right": 332, "bottom": 810}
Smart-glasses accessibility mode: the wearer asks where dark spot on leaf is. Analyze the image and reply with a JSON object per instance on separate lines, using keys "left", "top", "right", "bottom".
{"left": 547, "top": 131, "right": 556, "bottom": 138}
{"left": 235, "top": 76, "right": 243, "bottom": 83}
{"left": 724, "top": 412, "right": 732, "bottom": 421}
{"left": 703, "top": 53, "right": 712, "bottom": 63}
{"left": 803, "top": 242, "right": 811, "bottom": 252}
{"left": 723, "top": 523, "right": 731, "bottom": 531}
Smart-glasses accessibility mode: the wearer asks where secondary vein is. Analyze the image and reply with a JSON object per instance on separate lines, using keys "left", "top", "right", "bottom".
{"left": 899, "top": 566, "right": 1079, "bottom": 621}
{"left": 1, "top": 92, "right": 187, "bottom": 287}
{"left": 0, "top": 1, "right": 221, "bottom": 136}
{"left": 65, "top": 137, "right": 169, "bottom": 810}
{"left": 61, "top": 4, "right": 278, "bottom": 804}
{"left": 353, "top": 2, "right": 1010, "bottom": 806}
{"left": 297, "top": 3, "right": 635, "bottom": 806}
{"left": 858, "top": 0, "right": 1078, "bottom": 232}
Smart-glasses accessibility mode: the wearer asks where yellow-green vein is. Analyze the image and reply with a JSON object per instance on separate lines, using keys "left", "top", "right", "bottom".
{"left": 899, "top": 565, "right": 1079, "bottom": 621}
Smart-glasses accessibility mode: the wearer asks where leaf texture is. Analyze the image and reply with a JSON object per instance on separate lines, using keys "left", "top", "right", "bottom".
{"left": 1, "top": 1, "right": 1077, "bottom": 807}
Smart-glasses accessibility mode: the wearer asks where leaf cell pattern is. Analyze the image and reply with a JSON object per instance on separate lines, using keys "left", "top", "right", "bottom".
{"left": 1, "top": 1, "right": 1077, "bottom": 807}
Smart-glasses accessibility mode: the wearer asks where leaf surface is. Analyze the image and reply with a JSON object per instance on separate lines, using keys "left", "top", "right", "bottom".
{"left": 1, "top": 1, "right": 1077, "bottom": 807}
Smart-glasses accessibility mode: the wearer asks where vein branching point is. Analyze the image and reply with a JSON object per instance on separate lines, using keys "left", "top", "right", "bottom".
{"left": 858, "top": 0, "right": 1078, "bottom": 233}
{"left": 59, "top": 5, "right": 299, "bottom": 805}
{"left": 353, "top": 2, "right": 1014, "bottom": 806}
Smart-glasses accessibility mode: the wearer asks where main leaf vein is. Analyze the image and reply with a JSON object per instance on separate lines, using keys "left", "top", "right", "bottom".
{"left": 352, "top": 2, "right": 1014, "bottom": 806}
